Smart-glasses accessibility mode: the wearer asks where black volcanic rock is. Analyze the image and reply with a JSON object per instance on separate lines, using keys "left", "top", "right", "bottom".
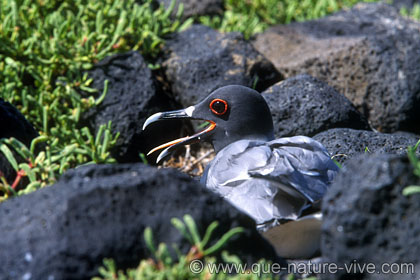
{"left": 391, "top": 0, "right": 420, "bottom": 9}
{"left": 253, "top": 3, "right": 420, "bottom": 134}
{"left": 82, "top": 51, "right": 183, "bottom": 163}
{"left": 0, "top": 99, "right": 38, "bottom": 145}
{"left": 321, "top": 154, "right": 420, "bottom": 280}
{"left": 313, "top": 128, "right": 420, "bottom": 164}
{"left": 163, "top": 24, "right": 282, "bottom": 107}
{"left": 157, "top": 0, "right": 223, "bottom": 19}
{"left": 0, "top": 163, "right": 281, "bottom": 279}
{"left": 262, "top": 75, "right": 370, "bottom": 138}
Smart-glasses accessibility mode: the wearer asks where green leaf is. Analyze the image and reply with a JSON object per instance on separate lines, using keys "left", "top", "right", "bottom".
{"left": 24, "top": 181, "right": 41, "bottom": 193}
{"left": 201, "top": 221, "right": 219, "bottom": 249}
{"left": 94, "top": 79, "right": 109, "bottom": 106}
{"left": 221, "top": 250, "right": 242, "bottom": 265}
{"left": 19, "top": 163, "right": 36, "bottom": 182}
{"left": 184, "top": 214, "right": 201, "bottom": 248}
{"left": 156, "top": 243, "right": 173, "bottom": 266}
{"left": 94, "top": 125, "right": 104, "bottom": 147}
{"left": 171, "top": 217, "right": 193, "bottom": 245}
{"left": 203, "top": 227, "right": 244, "bottom": 256}
{"left": 101, "top": 128, "right": 111, "bottom": 158}
{"left": 30, "top": 135, "right": 49, "bottom": 155}
{"left": 333, "top": 159, "right": 342, "bottom": 169}
{"left": 8, "top": 137, "right": 32, "bottom": 160}
{"left": 139, "top": 153, "right": 148, "bottom": 165}
{"left": 403, "top": 185, "right": 420, "bottom": 196}
{"left": 407, "top": 139, "right": 420, "bottom": 177}
{"left": 144, "top": 227, "right": 156, "bottom": 255}
{"left": 0, "top": 142, "right": 19, "bottom": 171}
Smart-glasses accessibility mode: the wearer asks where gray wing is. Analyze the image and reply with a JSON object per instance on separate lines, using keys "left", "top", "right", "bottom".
{"left": 204, "top": 137, "right": 338, "bottom": 226}
{"left": 249, "top": 136, "right": 339, "bottom": 203}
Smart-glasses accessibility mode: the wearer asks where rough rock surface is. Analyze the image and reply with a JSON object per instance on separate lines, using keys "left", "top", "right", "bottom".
{"left": 313, "top": 128, "right": 420, "bottom": 164}
{"left": 0, "top": 163, "right": 281, "bottom": 280}
{"left": 321, "top": 154, "right": 420, "bottom": 280}
{"left": 157, "top": 0, "right": 223, "bottom": 19}
{"left": 163, "top": 24, "right": 282, "bottom": 107}
{"left": 391, "top": 0, "right": 420, "bottom": 9}
{"left": 0, "top": 99, "right": 38, "bottom": 145}
{"left": 262, "top": 75, "right": 370, "bottom": 138}
{"left": 253, "top": 3, "right": 420, "bottom": 134}
{"left": 82, "top": 51, "right": 183, "bottom": 163}
{"left": 0, "top": 99, "right": 38, "bottom": 185}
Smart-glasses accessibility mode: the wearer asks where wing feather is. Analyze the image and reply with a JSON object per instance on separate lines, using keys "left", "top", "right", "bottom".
{"left": 250, "top": 136, "right": 339, "bottom": 202}
{"left": 204, "top": 137, "right": 339, "bottom": 225}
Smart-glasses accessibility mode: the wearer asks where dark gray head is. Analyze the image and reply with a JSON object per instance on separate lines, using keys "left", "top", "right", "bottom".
{"left": 143, "top": 85, "right": 274, "bottom": 162}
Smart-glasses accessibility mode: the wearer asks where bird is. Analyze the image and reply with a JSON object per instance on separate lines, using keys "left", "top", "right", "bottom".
{"left": 142, "top": 85, "right": 339, "bottom": 259}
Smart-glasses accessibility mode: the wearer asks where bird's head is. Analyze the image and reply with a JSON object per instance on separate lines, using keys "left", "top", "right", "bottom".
{"left": 143, "top": 85, "right": 274, "bottom": 162}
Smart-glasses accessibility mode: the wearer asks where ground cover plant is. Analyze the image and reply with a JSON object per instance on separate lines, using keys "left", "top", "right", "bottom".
{"left": 401, "top": 3, "right": 420, "bottom": 20}
{"left": 0, "top": 0, "right": 192, "bottom": 199}
{"left": 199, "top": 0, "right": 378, "bottom": 39}
{"left": 403, "top": 139, "right": 420, "bottom": 195}
{"left": 93, "top": 215, "right": 295, "bottom": 280}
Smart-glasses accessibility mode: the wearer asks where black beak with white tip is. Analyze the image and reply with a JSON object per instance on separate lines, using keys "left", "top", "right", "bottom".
{"left": 142, "top": 107, "right": 195, "bottom": 131}
{"left": 142, "top": 106, "right": 216, "bottom": 163}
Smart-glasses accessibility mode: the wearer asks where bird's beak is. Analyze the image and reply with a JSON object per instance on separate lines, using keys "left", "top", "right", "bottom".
{"left": 142, "top": 106, "right": 216, "bottom": 163}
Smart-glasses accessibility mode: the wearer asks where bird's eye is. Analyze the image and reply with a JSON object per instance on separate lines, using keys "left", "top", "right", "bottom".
{"left": 209, "top": 99, "right": 228, "bottom": 115}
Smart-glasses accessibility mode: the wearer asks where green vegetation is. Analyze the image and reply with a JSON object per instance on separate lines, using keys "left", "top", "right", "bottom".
{"left": 403, "top": 139, "right": 420, "bottom": 196}
{"left": 200, "top": 0, "right": 378, "bottom": 39}
{"left": 400, "top": 3, "right": 420, "bottom": 21}
{"left": 0, "top": 0, "right": 191, "bottom": 200}
{"left": 93, "top": 215, "right": 281, "bottom": 280}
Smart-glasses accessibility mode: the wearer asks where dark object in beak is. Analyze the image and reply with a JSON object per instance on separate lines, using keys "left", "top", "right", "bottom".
{"left": 142, "top": 106, "right": 215, "bottom": 163}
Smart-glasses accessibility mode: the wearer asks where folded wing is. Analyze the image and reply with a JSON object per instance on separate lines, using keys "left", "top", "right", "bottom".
{"left": 203, "top": 136, "right": 339, "bottom": 227}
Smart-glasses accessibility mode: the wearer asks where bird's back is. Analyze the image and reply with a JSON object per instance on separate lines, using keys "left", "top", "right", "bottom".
{"left": 202, "top": 136, "right": 339, "bottom": 228}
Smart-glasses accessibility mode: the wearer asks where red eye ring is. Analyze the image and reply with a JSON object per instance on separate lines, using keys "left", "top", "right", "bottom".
{"left": 210, "top": 99, "right": 228, "bottom": 115}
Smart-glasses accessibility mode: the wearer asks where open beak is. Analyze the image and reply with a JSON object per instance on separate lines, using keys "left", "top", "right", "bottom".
{"left": 142, "top": 106, "right": 216, "bottom": 163}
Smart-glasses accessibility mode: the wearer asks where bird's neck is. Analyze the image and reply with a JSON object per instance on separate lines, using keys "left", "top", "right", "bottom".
{"left": 211, "top": 132, "right": 274, "bottom": 153}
